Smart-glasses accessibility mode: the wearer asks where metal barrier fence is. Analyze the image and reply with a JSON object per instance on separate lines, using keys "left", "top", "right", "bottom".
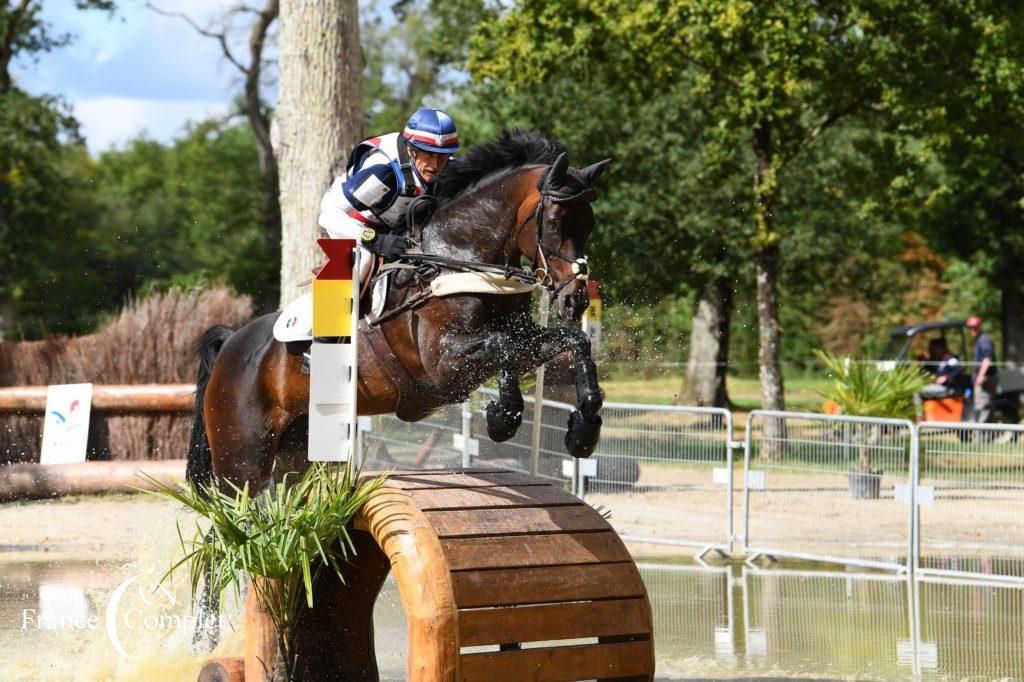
{"left": 356, "top": 396, "right": 1024, "bottom": 583}
{"left": 580, "top": 402, "right": 735, "bottom": 553}
{"left": 358, "top": 402, "right": 467, "bottom": 471}
{"left": 914, "top": 421, "right": 1024, "bottom": 583}
{"left": 742, "top": 410, "right": 916, "bottom": 572}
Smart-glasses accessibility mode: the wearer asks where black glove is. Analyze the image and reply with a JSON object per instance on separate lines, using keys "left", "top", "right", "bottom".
{"left": 365, "top": 232, "right": 411, "bottom": 260}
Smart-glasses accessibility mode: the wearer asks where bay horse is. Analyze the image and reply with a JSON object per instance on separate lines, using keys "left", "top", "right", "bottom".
{"left": 186, "top": 130, "right": 609, "bottom": 497}
{"left": 186, "top": 130, "right": 609, "bottom": 649}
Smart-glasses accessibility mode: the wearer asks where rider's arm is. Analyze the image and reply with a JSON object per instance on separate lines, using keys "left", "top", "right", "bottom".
{"left": 318, "top": 155, "right": 398, "bottom": 239}
{"left": 976, "top": 357, "right": 992, "bottom": 387}
{"left": 341, "top": 159, "right": 398, "bottom": 221}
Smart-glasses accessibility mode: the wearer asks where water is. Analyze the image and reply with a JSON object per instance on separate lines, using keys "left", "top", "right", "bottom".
{"left": 2, "top": 556, "right": 1021, "bottom": 680}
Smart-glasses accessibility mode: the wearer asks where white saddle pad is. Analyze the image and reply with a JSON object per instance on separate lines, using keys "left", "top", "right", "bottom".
{"left": 430, "top": 272, "right": 537, "bottom": 297}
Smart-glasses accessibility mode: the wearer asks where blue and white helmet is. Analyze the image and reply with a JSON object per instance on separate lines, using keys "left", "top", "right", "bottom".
{"left": 402, "top": 107, "right": 459, "bottom": 154}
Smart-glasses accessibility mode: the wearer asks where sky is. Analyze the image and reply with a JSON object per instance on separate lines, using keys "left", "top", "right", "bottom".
{"left": 12, "top": 1, "right": 261, "bottom": 154}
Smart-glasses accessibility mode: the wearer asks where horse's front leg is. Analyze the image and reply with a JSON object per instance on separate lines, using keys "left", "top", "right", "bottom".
{"left": 513, "top": 325, "right": 603, "bottom": 458}
{"left": 435, "top": 331, "right": 524, "bottom": 442}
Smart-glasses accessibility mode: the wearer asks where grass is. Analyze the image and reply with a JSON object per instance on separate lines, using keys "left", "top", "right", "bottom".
{"left": 600, "top": 372, "right": 831, "bottom": 413}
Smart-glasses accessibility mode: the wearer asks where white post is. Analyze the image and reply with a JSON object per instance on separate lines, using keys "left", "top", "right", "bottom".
{"left": 460, "top": 400, "right": 473, "bottom": 468}
{"left": 529, "top": 290, "right": 551, "bottom": 476}
{"left": 308, "top": 243, "right": 360, "bottom": 463}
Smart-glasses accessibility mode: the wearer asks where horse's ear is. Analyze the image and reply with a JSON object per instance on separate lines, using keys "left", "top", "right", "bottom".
{"left": 580, "top": 158, "right": 612, "bottom": 185}
{"left": 548, "top": 152, "right": 569, "bottom": 185}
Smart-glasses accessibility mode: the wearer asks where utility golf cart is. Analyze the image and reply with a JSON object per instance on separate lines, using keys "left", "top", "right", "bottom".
{"left": 880, "top": 319, "right": 1024, "bottom": 424}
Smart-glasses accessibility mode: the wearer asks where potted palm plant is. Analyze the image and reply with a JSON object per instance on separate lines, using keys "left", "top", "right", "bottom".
{"left": 815, "top": 351, "right": 927, "bottom": 499}
{"left": 140, "top": 463, "right": 387, "bottom": 681}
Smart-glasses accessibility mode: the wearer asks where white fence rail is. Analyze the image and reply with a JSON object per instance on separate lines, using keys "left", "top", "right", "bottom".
{"left": 356, "top": 394, "right": 1024, "bottom": 582}
{"left": 914, "top": 421, "right": 1024, "bottom": 583}
{"left": 742, "top": 410, "right": 916, "bottom": 572}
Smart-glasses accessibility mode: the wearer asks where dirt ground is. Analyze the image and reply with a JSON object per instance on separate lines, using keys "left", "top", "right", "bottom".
{"left": 0, "top": 494, "right": 188, "bottom": 563}
{"left": 2, "top": 463, "right": 1020, "bottom": 568}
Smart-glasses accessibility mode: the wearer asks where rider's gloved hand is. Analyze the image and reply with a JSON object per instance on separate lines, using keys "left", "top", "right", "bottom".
{"left": 361, "top": 228, "right": 411, "bottom": 259}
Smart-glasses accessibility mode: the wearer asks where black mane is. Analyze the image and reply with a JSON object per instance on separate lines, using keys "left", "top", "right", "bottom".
{"left": 434, "top": 128, "right": 566, "bottom": 205}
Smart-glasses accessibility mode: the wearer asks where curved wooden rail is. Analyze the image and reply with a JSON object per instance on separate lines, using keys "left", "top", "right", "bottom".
{"left": 200, "top": 468, "right": 655, "bottom": 682}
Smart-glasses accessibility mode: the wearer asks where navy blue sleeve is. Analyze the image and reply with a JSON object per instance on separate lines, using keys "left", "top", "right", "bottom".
{"left": 342, "top": 162, "right": 399, "bottom": 215}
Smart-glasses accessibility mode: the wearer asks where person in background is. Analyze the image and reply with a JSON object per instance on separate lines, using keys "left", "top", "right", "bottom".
{"left": 914, "top": 337, "right": 965, "bottom": 416}
{"left": 928, "top": 337, "right": 965, "bottom": 391}
{"left": 966, "top": 316, "right": 998, "bottom": 423}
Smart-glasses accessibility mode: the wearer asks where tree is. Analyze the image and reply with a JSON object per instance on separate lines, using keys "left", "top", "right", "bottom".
{"left": 90, "top": 120, "right": 269, "bottom": 305}
{"left": 0, "top": 0, "right": 115, "bottom": 338}
{"left": 890, "top": 4, "right": 1024, "bottom": 365}
{"left": 145, "top": 0, "right": 282, "bottom": 312}
{"left": 467, "top": 0, "right": 947, "bottom": 417}
{"left": 276, "top": 0, "right": 363, "bottom": 308}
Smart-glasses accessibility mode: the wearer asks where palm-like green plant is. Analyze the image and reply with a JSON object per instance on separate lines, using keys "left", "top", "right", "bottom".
{"left": 139, "top": 463, "right": 388, "bottom": 681}
{"left": 816, "top": 350, "right": 928, "bottom": 421}
{"left": 816, "top": 350, "right": 928, "bottom": 475}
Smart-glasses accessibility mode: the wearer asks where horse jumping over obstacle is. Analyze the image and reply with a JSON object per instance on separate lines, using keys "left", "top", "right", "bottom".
{"left": 186, "top": 130, "right": 609, "bottom": 495}
{"left": 185, "top": 131, "right": 615, "bottom": 654}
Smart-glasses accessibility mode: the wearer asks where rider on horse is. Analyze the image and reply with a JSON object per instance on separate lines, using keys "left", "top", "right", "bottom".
{"left": 318, "top": 107, "right": 459, "bottom": 282}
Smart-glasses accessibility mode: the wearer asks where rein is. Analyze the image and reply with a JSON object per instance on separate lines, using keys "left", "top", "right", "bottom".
{"left": 369, "top": 169, "right": 591, "bottom": 326}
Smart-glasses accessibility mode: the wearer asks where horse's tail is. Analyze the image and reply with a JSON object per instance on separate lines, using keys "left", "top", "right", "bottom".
{"left": 185, "top": 325, "right": 235, "bottom": 495}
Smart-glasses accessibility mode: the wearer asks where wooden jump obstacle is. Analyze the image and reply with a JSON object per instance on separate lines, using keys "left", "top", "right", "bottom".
{"left": 199, "top": 468, "right": 655, "bottom": 682}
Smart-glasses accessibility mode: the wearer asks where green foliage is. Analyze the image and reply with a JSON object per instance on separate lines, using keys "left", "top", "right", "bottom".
{"left": 815, "top": 350, "right": 928, "bottom": 421}
{"left": 91, "top": 120, "right": 274, "bottom": 303}
{"left": 0, "top": 89, "right": 109, "bottom": 335}
{"left": 140, "top": 464, "right": 388, "bottom": 676}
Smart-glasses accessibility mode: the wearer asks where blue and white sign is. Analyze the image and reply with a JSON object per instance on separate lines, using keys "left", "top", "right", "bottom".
{"left": 40, "top": 383, "right": 93, "bottom": 465}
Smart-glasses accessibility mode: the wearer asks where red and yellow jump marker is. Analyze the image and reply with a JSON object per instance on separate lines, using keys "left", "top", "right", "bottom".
{"left": 312, "top": 238, "right": 357, "bottom": 338}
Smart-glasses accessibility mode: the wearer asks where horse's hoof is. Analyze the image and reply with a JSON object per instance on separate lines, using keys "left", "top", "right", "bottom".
{"left": 487, "top": 400, "right": 522, "bottom": 442}
{"left": 565, "top": 409, "right": 602, "bottom": 458}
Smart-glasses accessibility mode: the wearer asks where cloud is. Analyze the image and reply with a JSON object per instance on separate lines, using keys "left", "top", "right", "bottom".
{"left": 73, "top": 96, "right": 231, "bottom": 153}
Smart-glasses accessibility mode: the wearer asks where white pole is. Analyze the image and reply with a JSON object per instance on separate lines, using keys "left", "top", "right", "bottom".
{"left": 529, "top": 290, "right": 551, "bottom": 476}
{"left": 460, "top": 400, "right": 473, "bottom": 468}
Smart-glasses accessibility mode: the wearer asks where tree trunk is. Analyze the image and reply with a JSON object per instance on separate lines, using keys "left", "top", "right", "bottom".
{"left": 678, "top": 275, "right": 732, "bottom": 407}
{"left": 245, "top": 0, "right": 282, "bottom": 313}
{"left": 753, "top": 123, "right": 786, "bottom": 459}
{"left": 276, "top": 0, "right": 364, "bottom": 309}
{"left": 1002, "top": 275, "right": 1024, "bottom": 367}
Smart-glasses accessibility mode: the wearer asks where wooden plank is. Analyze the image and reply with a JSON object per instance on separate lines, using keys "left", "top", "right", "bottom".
{"left": 407, "top": 484, "right": 578, "bottom": 511}
{"left": 460, "top": 641, "right": 653, "bottom": 682}
{"left": 452, "top": 563, "right": 644, "bottom": 608}
{"left": 459, "top": 598, "right": 652, "bottom": 646}
{"left": 428, "top": 506, "right": 611, "bottom": 538}
{"left": 0, "top": 384, "right": 195, "bottom": 413}
{"left": 383, "top": 471, "right": 546, "bottom": 490}
{"left": 0, "top": 460, "right": 186, "bottom": 503}
{"left": 442, "top": 532, "right": 630, "bottom": 571}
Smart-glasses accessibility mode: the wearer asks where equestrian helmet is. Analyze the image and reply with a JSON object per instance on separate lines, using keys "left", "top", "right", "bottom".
{"left": 402, "top": 107, "right": 460, "bottom": 154}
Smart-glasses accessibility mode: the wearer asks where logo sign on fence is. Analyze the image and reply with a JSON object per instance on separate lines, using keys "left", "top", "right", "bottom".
{"left": 40, "top": 383, "right": 93, "bottom": 465}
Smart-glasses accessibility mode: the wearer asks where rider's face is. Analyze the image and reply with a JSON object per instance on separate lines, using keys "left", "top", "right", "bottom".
{"left": 409, "top": 147, "right": 449, "bottom": 182}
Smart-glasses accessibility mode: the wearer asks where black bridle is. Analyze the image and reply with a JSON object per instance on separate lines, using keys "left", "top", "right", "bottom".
{"left": 519, "top": 189, "right": 591, "bottom": 296}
